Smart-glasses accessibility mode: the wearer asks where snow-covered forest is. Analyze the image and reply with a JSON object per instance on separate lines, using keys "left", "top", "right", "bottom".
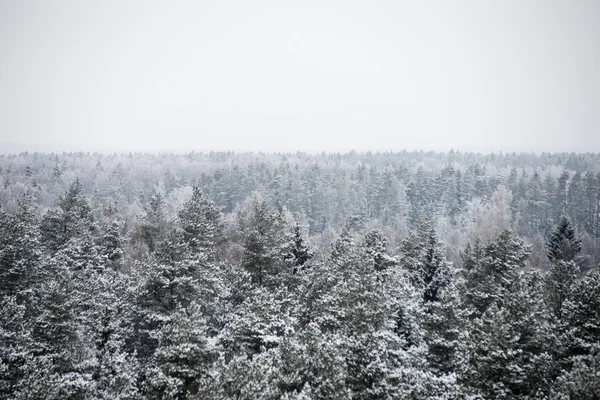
{"left": 1, "top": 150, "right": 600, "bottom": 399}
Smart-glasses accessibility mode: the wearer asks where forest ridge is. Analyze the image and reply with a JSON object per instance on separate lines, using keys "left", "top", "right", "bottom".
{"left": 0, "top": 150, "right": 599, "bottom": 399}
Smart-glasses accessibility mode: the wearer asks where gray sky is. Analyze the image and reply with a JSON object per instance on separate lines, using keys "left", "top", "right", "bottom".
{"left": 1, "top": 0, "right": 599, "bottom": 153}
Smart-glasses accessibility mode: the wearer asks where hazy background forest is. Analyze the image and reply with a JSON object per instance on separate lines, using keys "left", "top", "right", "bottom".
{"left": 1, "top": 150, "right": 599, "bottom": 399}
{"left": 2, "top": 150, "right": 600, "bottom": 266}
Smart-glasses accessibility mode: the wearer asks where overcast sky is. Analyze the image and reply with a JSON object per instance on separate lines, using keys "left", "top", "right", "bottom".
{"left": 1, "top": 0, "right": 599, "bottom": 154}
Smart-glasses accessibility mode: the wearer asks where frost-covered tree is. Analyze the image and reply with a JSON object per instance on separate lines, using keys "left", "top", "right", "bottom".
{"left": 545, "top": 260, "right": 579, "bottom": 321}
{"left": 361, "top": 229, "right": 396, "bottom": 272}
{"left": 547, "top": 216, "right": 582, "bottom": 264}
{"left": 469, "top": 230, "right": 529, "bottom": 314}
{"left": 41, "top": 178, "right": 96, "bottom": 252}
{"left": 178, "top": 186, "right": 223, "bottom": 260}
{"left": 138, "top": 192, "right": 169, "bottom": 254}
{"left": 100, "top": 221, "right": 124, "bottom": 270}
{"left": 0, "top": 192, "right": 41, "bottom": 300}
{"left": 465, "top": 270, "right": 555, "bottom": 399}
{"left": 241, "top": 199, "right": 289, "bottom": 288}
{"left": 563, "top": 267, "right": 600, "bottom": 357}
{"left": 145, "top": 303, "right": 218, "bottom": 399}
{"left": 552, "top": 346, "right": 600, "bottom": 400}
{"left": 0, "top": 296, "right": 32, "bottom": 397}
{"left": 283, "top": 221, "right": 314, "bottom": 274}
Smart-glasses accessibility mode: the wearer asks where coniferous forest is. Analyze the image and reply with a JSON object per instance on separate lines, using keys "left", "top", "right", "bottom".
{"left": 1, "top": 150, "right": 600, "bottom": 399}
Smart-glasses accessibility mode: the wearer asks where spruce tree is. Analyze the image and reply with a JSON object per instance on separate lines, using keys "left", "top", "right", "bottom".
{"left": 547, "top": 216, "right": 582, "bottom": 263}
{"left": 284, "top": 221, "right": 314, "bottom": 274}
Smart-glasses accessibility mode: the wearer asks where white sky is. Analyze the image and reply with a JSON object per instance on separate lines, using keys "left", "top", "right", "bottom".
{"left": 1, "top": 0, "right": 599, "bottom": 153}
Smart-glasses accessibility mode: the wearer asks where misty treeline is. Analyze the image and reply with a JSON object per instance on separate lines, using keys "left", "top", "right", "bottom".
{"left": 1, "top": 150, "right": 599, "bottom": 399}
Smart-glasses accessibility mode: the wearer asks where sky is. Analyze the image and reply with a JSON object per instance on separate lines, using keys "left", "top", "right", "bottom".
{"left": 0, "top": 0, "right": 599, "bottom": 154}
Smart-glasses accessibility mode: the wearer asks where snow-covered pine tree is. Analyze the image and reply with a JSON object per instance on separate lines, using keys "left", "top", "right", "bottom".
{"left": 283, "top": 221, "right": 314, "bottom": 274}
{"left": 0, "top": 191, "right": 41, "bottom": 300}
{"left": 40, "top": 178, "right": 96, "bottom": 253}
{"left": 100, "top": 220, "right": 124, "bottom": 270}
{"left": 462, "top": 230, "right": 530, "bottom": 318}
{"left": 563, "top": 267, "right": 600, "bottom": 357}
{"left": 547, "top": 216, "right": 582, "bottom": 264}
{"left": 178, "top": 186, "right": 223, "bottom": 261}
{"left": 465, "top": 270, "right": 555, "bottom": 399}
{"left": 241, "top": 199, "right": 289, "bottom": 288}
{"left": 138, "top": 192, "right": 169, "bottom": 254}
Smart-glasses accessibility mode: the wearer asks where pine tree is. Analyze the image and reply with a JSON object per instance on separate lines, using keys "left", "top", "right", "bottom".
{"left": 525, "top": 171, "right": 547, "bottom": 235}
{"left": 139, "top": 192, "right": 169, "bottom": 254}
{"left": 241, "top": 200, "right": 288, "bottom": 288}
{"left": 178, "top": 186, "right": 223, "bottom": 261}
{"left": 84, "top": 270, "right": 141, "bottom": 400}
{"left": 552, "top": 346, "right": 600, "bottom": 399}
{"left": 399, "top": 220, "right": 451, "bottom": 302}
{"left": 545, "top": 260, "right": 579, "bottom": 320}
{"left": 547, "top": 216, "right": 582, "bottom": 263}
{"left": 41, "top": 178, "right": 96, "bottom": 252}
{"left": 274, "top": 325, "right": 350, "bottom": 400}
{"left": 145, "top": 303, "right": 218, "bottom": 399}
{"left": 584, "top": 171, "right": 599, "bottom": 237}
{"left": 283, "top": 222, "right": 314, "bottom": 274}
{"left": 566, "top": 172, "right": 585, "bottom": 232}
{"left": 462, "top": 230, "right": 530, "bottom": 318}
{"left": 21, "top": 268, "right": 82, "bottom": 399}
{"left": 361, "top": 229, "right": 396, "bottom": 272}
{"left": 552, "top": 171, "right": 569, "bottom": 220}
{"left": 100, "top": 221, "right": 124, "bottom": 270}
{"left": 465, "top": 270, "right": 555, "bottom": 398}
{"left": 0, "top": 296, "right": 32, "bottom": 397}
{"left": 563, "top": 268, "right": 600, "bottom": 356}
{"left": 400, "top": 222, "right": 465, "bottom": 375}
{"left": 0, "top": 192, "right": 41, "bottom": 300}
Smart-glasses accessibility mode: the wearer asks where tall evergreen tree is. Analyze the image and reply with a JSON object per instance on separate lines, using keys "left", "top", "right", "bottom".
{"left": 100, "top": 221, "right": 124, "bottom": 270}
{"left": 139, "top": 192, "right": 169, "bottom": 254}
{"left": 545, "top": 260, "right": 579, "bottom": 321}
{"left": 465, "top": 270, "right": 555, "bottom": 399}
{"left": 178, "top": 186, "right": 223, "bottom": 261}
{"left": 41, "top": 178, "right": 96, "bottom": 252}
{"left": 462, "top": 230, "right": 530, "bottom": 318}
{"left": 0, "top": 192, "right": 41, "bottom": 299}
{"left": 241, "top": 200, "right": 288, "bottom": 288}
{"left": 547, "top": 216, "right": 582, "bottom": 263}
{"left": 552, "top": 171, "right": 570, "bottom": 220}
{"left": 284, "top": 221, "right": 314, "bottom": 274}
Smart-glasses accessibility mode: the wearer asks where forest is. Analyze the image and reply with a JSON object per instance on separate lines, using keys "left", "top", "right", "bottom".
{"left": 1, "top": 150, "right": 599, "bottom": 399}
